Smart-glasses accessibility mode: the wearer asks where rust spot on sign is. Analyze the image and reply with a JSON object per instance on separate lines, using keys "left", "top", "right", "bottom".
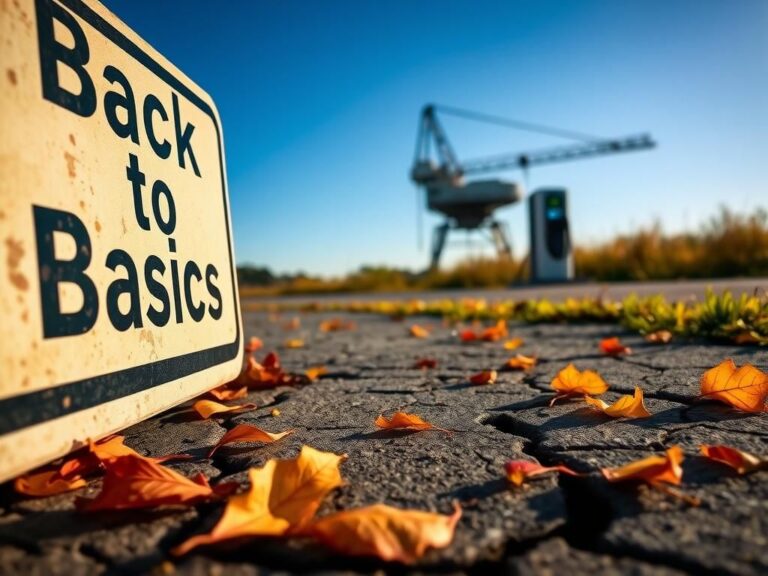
{"left": 64, "top": 151, "right": 77, "bottom": 178}
{"left": 5, "top": 237, "right": 29, "bottom": 291}
{"left": 69, "top": 133, "right": 76, "bottom": 146}
{"left": 95, "top": 219, "right": 102, "bottom": 233}
{"left": 6, "top": 68, "right": 17, "bottom": 86}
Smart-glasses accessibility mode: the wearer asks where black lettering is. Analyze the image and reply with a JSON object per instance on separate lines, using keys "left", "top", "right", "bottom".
{"left": 103, "top": 65, "right": 139, "bottom": 143}
{"left": 144, "top": 255, "right": 170, "bottom": 327}
{"left": 126, "top": 154, "right": 150, "bottom": 230}
{"left": 172, "top": 92, "right": 200, "bottom": 177}
{"left": 33, "top": 205, "right": 98, "bottom": 338}
{"left": 151, "top": 179, "right": 176, "bottom": 235}
{"left": 170, "top": 258, "right": 183, "bottom": 324}
{"left": 105, "top": 249, "right": 143, "bottom": 331}
{"left": 143, "top": 94, "right": 171, "bottom": 158}
{"left": 183, "top": 261, "right": 204, "bottom": 322}
{"left": 206, "top": 264, "right": 222, "bottom": 320}
{"left": 35, "top": 0, "right": 96, "bottom": 117}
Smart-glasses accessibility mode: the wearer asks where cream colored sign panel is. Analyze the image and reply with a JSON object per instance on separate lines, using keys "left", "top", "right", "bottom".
{"left": 0, "top": 0, "right": 243, "bottom": 482}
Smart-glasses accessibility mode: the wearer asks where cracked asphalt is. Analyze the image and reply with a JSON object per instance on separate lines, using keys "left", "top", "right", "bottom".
{"left": 0, "top": 310, "right": 766, "bottom": 575}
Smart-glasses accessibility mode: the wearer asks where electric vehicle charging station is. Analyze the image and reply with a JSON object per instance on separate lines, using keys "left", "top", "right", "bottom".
{"left": 528, "top": 189, "right": 574, "bottom": 282}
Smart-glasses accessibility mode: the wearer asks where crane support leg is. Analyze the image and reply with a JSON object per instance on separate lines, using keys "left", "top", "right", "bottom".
{"left": 430, "top": 222, "right": 450, "bottom": 270}
{"left": 489, "top": 220, "right": 512, "bottom": 259}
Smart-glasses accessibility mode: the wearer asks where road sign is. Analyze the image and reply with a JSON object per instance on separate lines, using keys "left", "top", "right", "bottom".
{"left": 0, "top": 0, "right": 243, "bottom": 482}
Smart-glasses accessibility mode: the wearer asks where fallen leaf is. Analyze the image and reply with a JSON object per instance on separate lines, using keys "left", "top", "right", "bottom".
{"left": 305, "top": 366, "right": 328, "bottom": 382}
{"left": 480, "top": 320, "right": 508, "bottom": 342}
{"left": 504, "top": 460, "right": 578, "bottom": 486}
{"left": 319, "top": 318, "right": 356, "bottom": 332}
{"left": 550, "top": 364, "right": 609, "bottom": 406}
{"left": 503, "top": 337, "right": 524, "bottom": 350}
{"left": 14, "top": 470, "right": 87, "bottom": 497}
{"left": 504, "top": 354, "right": 537, "bottom": 371}
{"left": 208, "top": 424, "right": 294, "bottom": 457}
{"left": 284, "top": 338, "right": 305, "bottom": 349}
{"left": 644, "top": 330, "right": 672, "bottom": 344}
{"left": 469, "top": 370, "right": 497, "bottom": 385}
{"left": 459, "top": 329, "right": 478, "bottom": 342}
{"left": 409, "top": 324, "right": 430, "bottom": 338}
{"left": 414, "top": 358, "right": 438, "bottom": 369}
{"left": 307, "top": 502, "right": 462, "bottom": 564}
{"left": 193, "top": 400, "right": 257, "bottom": 419}
{"left": 79, "top": 455, "right": 215, "bottom": 511}
{"left": 375, "top": 412, "right": 450, "bottom": 434}
{"left": 599, "top": 336, "right": 632, "bottom": 356}
{"left": 283, "top": 316, "right": 301, "bottom": 330}
{"left": 700, "top": 444, "right": 768, "bottom": 474}
{"left": 602, "top": 446, "right": 684, "bottom": 486}
{"left": 209, "top": 386, "right": 248, "bottom": 401}
{"left": 699, "top": 359, "right": 768, "bottom": 413}
{"left": 584, "top": 387, "right": 651, "bottom": 418}
{"left": 245, "top": 337, "right": 264, "bottom": 352}
{"left": 173, "top": 446, "right": 346, "bottom": 555}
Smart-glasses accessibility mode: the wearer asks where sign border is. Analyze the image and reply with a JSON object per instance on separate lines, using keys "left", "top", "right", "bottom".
{"left": 0, "top": 0, "right": 241, "bottom": 435}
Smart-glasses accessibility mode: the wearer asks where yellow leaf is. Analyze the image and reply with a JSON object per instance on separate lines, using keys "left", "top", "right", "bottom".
{"left": 550, "top": 364, "right": 609, "bottom": 405}
{"left": 584, "top": 387, "right": 651, "bottom": 418}
{"left": 503, "top": 337, "right": 524, "bottom": 350}
{"left": 305, "top": 366, "right": 328, "bottom": 382}
{"left": 284, "top": 338, "right": 305, "bottom": 349}
{"left": 308, "top": 503, "right": 462, "bottom": 563}
{"left": 409, "top": 324, "right": 430, "bottom": 338}
{"left": 193, "top": 400, "right": 257, "bottom": 419}
{"left": 208, "top": 424, "right": 294, "bottom": 457}
{"left": 699, "top": 359, "right": 768, "bottom": 413}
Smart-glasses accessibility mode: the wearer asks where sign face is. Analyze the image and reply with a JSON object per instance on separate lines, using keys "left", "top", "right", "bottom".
{"left": 0, "top": 0, "right": 243, "bottom": 481}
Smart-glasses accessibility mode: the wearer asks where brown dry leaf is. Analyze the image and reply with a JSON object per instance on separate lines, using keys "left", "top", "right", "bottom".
{"left": 599, "top": 336, "right": 632, "bottom": 356}
{"left": 14, "top": 470, "right": 87, "bottom": 497}
{"left": 284, "top": 338, "right": 305, "bottom": 349}
{"left": 469, "top": 370, "right": 497, "bottom": 385}
{"left": 319, "top": 318, "right": 356, "bottom": 332}
{"left": 699, "top": 359, "right": 768, "bottom": 413}
{"left": 375, "top": 412, "right": 450, "bottom": 434}
{"left": 504, "top": 460, "right": 578, "bottom": 486}
{"left": 503, "top": 337, "right": 524, "bottom": 350}
{"left": 645, "top": 330, "right": 672, "bottom": 344}
{"left": 173, "top": 446, "right": 346, "bottom": 555}
{"left": 79, "top": 455, "right": 215, "bottom": 511}
{"left": 504, "top": 354, "right": 537, "bottom": 371}
{"left": 409, "top": 324, "right": 430, "bottom": 339}
{"left": 305, "top": 366, "right": 328, "bottom": 382}
{"left": 584, "top": 387, "right": 651, "bottom": 419}
{"left": 208, "top": 424, "right": 294, "bottom": 457}
{"left": 550, "top": 364, "right": 609, "bottom": 406}
{"left": 209, "top": 386, "right": 248, "bottom": 401}
{"left": 414, "top": 358, "right": 438, "bottom": 369}
{"left": 283, "top": 316, "right": 301, "bottom": 331}
{"left": 700, "top": 444, "right": 768, "bottom": 474}
{"left": 307, "top": 502, "right": 462, "bottom": 564}
{"left": 193, "top": 400, "right": 257, "bottom": 419}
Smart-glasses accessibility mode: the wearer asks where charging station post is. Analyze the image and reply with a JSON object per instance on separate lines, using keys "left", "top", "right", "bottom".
{"left": 528, "top": 189, "right": 573, "bottom": 283}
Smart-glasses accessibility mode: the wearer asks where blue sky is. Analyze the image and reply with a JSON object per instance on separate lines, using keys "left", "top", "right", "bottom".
{"left": 103, "top": 0, "right": 768, "bottom": 276}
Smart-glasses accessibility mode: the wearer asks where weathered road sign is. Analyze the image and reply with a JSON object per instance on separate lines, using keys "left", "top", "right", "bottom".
{"left": 0, "top": 0, "right": 243, "bottom": 482}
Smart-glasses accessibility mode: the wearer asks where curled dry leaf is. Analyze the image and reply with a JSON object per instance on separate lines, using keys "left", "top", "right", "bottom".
{"left": 503, "top": 337, "right": 524, "bottom": 350}
{"left": 602, "top": 446, "right": 684, "bottom": 486}
{"left": 414, "top": 358, "right": 438, "bottom": 369}
{"left": 173, "top": 446, "right": 347, "bottom": 555}
{"left": 584, "top": 387, "right": 651, "bottom": 419}
{"left": 504, "top": 354, "right": 537, "bottom": 371}
{"left": 245, "top": 336, "right": 264, "bottom": 353}
{"left": 193, "top": 400, "right": 257, "bottom": 419}
{"left": 409, "top": 324, "right": 430, "bottom": 339}
{"left": 284, "top": 338, "right": 305, "bottom": 349}
{"left": 550, "top": 363, "right": 609, "bottom": 406}
{"left": 469, "top": 370, "right": 497, "bottom": 385}
{"left": 319, "top": 318, "right": 356, "bottom": 332}
{"left": 699, "top": 359, "right": 768, "bottom": 413}
{"left": 599, "top": 336, "right": 632, "bottom": 356}
{"left": 480, "top": 320, "right": 508, "bottom": 342}
{"left": 645, "top": 330, "right": 672, "bottom": 344}
{"left": 305, "top": 366, "right": 328, "bottom": 382}
{"left": 700, "top": 444, "right": 768, "bottom": 474}
{"left": 504, "top": 460, "right": 578, "bottom": 486}
{"left": 208, "top": 424, "right": 294, "bottom": 457}
{"left": 209, "top": 385, "right": 248, "bottom": 401}
{"left": 375, "top": 412, "right": 450, "bottom": 434}
{"left": 308, "top": 502, "right": 462, "bottom": 564}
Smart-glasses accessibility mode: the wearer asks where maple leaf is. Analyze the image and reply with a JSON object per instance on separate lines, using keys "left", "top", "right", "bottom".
{"left": 209, "top": 385, "right": 248, "bottom": 401}
{"left": 698, "top": 359, "right": 768, "bottom": 413}
{"left": 307, "top": 502, "right": 462, "bottom": 564}
{"left": 409, "top": 324, "right": 430, "bottom": 338}
{"left": 193, "top": 400, "right": 257, "bottom": 419}
{"left": 584, "top": 387, "right": 652, "bottom": 419}
{"left": 208, "top": 424, "right": 294, "bottom": 457}
{"left": 644, "top": 330, "right": 672, "bottom": 344}
{"left": 305, "top": 366, "right": 328, "bottom": 382}
{"left": 375, "top": 412, "right": 450, "bottom": 434}
{"left": 414, "top": 358, "right": 438, "bottom": 369}
{"left": 469, "top": 370, "right": 497, "bottom": 385}
{"left": 599, "top": 336, "right": 632, "bottom": 356}
{"left": 550, "top": 364, "right": 609, "bottom": 406}
{"left": 173, "top": 446, "right": 346, "bottom": 555}
{"left": 79, "top": 455, "right": 216, "bottom": 511}
{"left": 504, "top": 460, "right": 578, "bottom": 486}
{"left": 503, "top": 337, "right": 524, "bottom": 350}
{"left": 245, "top": 336, "right": 264, "bottom": 353}
{"left": 700, "top": 444, "right": 768, "bottom": 474}
{"left": 14, "top": 470, "right": 87, "bottom": 497}
{"left": 503, "top": 354, "right": 537, "bottom": 371}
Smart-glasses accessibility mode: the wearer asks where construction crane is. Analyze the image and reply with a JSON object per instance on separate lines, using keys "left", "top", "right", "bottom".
{"left": 410, "top": 104, "right": 656, "bottom": 269}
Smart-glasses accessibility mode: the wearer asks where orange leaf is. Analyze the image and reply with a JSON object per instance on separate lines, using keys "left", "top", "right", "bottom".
{"left": 375, "top": 412, "right": 449, "bottom": 434}
{"left": 409, "top": 324, "right": 430, "bottom": 338}
{"left": 209, "top": 386, "right": 248, "bottom": 401}
{"left": 504, "top": 354, "right": 537, "bottom": 371}
{"left": 602, "top": 446, "right": 684, "bottom": 486}
{"left": 14, "top": 470, "right": 87, "bottom": 497}
{"left": 173, "top": 446, "right": 346, "bottom": 555}
{"left": 550, "top": 364, "right": 609, "bottom": 405}
{"left": 305, "top": 366, "right": 328, "bottom": 382}
{"left": 584, "top": 387, "right": 651, "bottom": 419}
{"left": 284, "top": 338, "right": 305, "bottom": 349}
{"left": 503, "top": 337, "right": 524, "bottom": 350}
{"left": 504, "top": 460, "right": 578, "bottom": 486}
{"left": 245, "top": 336, "right": 263, "bottom": 353}
{"left": 193, "top": 399, "right": 257, "bottom": 419}
{"left": 599, "top": 336, "right": 632, "bottom": 356}
{"left": 699, "top": 359, "right": 768, "bottom": 413}
{"left": 469, "top": 370, "right": 497, "bottom": 385}
{"left": 319, "top": 318, "right": 356, "bottom": 332}
{"left": 283, "top": 316, "right": 301, "bottom": 330}
{"left": 644, "top": 330, "right": 672, "bottom": 344}
{"left": 700, "top": 444, "right": 767, "bottom": 474}
{"left": 79, "top": 455, "right": 215, "bottom": 511}
{"left": 480, "top": 320, "right": 508, "bottom": 342}
{"left": 414, "top": 358, "right": 438, "bottom": 369}
{"left": 307, "top": 502, "right": 462, "bottom": 564}
{"left": 208, "top": 424, "right": 294, "bottom": 457}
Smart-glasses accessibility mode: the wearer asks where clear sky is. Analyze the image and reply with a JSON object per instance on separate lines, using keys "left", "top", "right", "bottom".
{"left": 102, "top": 0, "right": 768, "bottom": 276}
